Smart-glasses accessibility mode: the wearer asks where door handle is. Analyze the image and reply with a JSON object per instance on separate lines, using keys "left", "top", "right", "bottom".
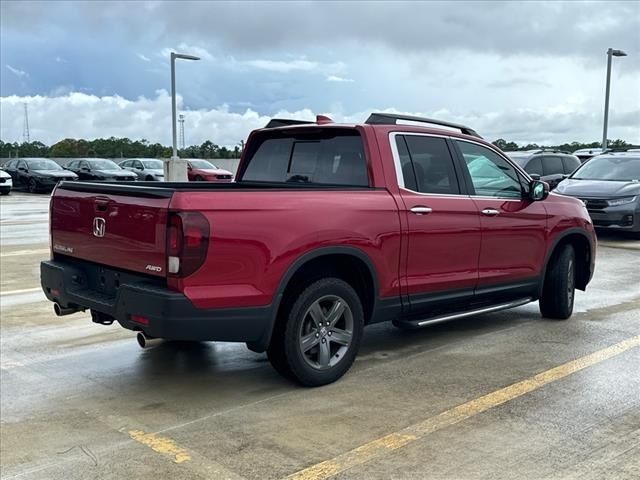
{"left": 410, "top": 206, "right": 433, "bottom": 215}
{"left": 481, "top": 208, "right": 499, "bottom": 216}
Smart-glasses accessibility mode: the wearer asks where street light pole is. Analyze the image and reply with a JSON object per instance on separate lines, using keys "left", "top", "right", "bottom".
{"left": 166, "top": 52, "right": 200, "bottom": 181}
{"left": 601, "top": 48, "right": 627, "bottom": 152}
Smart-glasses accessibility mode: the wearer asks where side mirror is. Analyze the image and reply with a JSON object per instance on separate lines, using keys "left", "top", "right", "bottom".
{"left": 187, "top": 165, "right": 192, "bottom": 170}
{"left": 530, "top": 180, "right": 549, "bottom": 201}
{"left": 81, "top": 167, "right": 90, "bottom": 172}
{"left": 18, "top": 167, "right": 27, "bottom": 172}
{"left": 530, "top": 173, "right": 541, "bottom": 181}
{"left": 562, "top": 174, "right": 569, "bottom": 179}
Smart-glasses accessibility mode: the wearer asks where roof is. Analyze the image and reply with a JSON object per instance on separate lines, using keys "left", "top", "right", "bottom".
{"left": 258, "top": 113, "right": 496, "bottom": 149}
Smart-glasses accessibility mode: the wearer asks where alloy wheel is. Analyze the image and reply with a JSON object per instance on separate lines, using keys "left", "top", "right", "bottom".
{"left": 298, "top": 295, "right": 354, "bottom": 370}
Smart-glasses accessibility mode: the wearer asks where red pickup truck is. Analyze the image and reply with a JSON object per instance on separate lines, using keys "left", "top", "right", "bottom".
{"left": 41, "top": 113, "right": 596, "bottom": 386}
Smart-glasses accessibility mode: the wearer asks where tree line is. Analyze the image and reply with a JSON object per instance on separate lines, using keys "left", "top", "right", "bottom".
{"left": 491, "top": 138, "right": 634, "bottom": 152}
{"left": 1, "top": 137, "right": 636, "bottom": 160}
{"left": 0, "top": 137, "right": 242, "bottom": 159}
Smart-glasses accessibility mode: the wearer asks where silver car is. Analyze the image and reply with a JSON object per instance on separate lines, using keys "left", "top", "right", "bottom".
{"left": 119, "top": 158, "right": 165, "bottom": 181}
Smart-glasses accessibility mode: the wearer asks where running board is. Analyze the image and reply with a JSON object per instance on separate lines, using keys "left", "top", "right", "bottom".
{"left": 395, "top": 298, "right": 533, "bottom": 329}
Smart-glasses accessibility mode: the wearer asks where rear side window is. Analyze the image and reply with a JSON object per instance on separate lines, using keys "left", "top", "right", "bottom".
{"left": 542, "top": 156, "right": 564, "bottom": 175}
{"left": 396, "top": 135, "right": 460, "bottom": 194}
{"left": 242, "top": 131, "right": 368, "bottom": 186}
{"left": 67, "top": 161, "right": 77, "bottom": 169}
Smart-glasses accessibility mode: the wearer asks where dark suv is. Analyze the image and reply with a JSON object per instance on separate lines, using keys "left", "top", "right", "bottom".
{"left": 505, "top": 150, "right": 581, "bottom": 189}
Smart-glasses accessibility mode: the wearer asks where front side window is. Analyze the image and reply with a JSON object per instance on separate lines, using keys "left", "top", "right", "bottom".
{"left": 524, "top": 157, "right": 543, "bottom": 176}
{"left": 457, "top": 141, "right": 523, "bottom": 198}
{"left": 242, "top": 131, "right": 368, "bottom": 186}
{"left": 542, "top": 156, "right": 564, "bottom": 175}
{"left": 396, "top": 135, "right": 460, "bottom": 194}
{"left": 562, "top": 156, "right": 580, "bottom": 174}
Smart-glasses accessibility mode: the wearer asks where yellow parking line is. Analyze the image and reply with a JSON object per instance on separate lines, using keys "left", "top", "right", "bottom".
{"left": 287, "top": 334, "right": 640, "bottom": 480}
{"left": 129, "top": 430, "right": 191, "bottom": 464}
{"left": 0, "top": 287, "right": 42, "bottom": 296}
{"left": 0, "top": 248, "right": 49, "bottom": 258}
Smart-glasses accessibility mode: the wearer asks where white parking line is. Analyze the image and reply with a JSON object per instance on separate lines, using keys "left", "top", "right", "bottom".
{"left": 0, "top": 248, "right": 49, "bottom": 258}
{"left": 0, "top": 287, "right": 42, "bottom": 296}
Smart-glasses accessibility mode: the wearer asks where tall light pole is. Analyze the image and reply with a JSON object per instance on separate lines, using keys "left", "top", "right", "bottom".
{"left": 167, "top": 52, "right": 200, "bottom": 181}
{"left": 602, "top": 48, "right": 627, "bottom": 152}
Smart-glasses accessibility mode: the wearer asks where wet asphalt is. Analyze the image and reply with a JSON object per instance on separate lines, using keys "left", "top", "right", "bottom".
{"left": 1, "top": 191, "right": 639, "bottom": 479}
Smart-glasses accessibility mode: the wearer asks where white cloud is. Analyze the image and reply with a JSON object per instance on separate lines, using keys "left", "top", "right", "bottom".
{"left": 245, "top": 59, "right": 319, "bottom": 73}
{"left": 5, "top": 64, "right": 28, "bottom": 78}
{"left": 136, "top": 53, "right": 151, "bottom": 62}
{"left": 0, "top": 91, "right": 638, "bottom": 148}
{"left": 326, "top": 75, "right": 354, "bottom": 83}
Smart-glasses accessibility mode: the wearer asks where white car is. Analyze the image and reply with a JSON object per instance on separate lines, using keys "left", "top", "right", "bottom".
{"left": 0, "top": 169, "right": 12, "bottom": 195}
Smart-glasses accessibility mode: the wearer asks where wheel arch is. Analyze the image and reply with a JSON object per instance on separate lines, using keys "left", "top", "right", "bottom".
{"left": 251, "top": 246, "right": 379, "bottom": 352}
{"left": 540, "top": 228, "right": 594, "bottom": 295}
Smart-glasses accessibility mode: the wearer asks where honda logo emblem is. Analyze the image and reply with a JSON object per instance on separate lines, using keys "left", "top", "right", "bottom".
{"left": 93, "top": 217, "right": 106, "bottom": 237}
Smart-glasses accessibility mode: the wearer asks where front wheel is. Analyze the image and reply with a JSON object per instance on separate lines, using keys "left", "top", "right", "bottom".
{"left": 28, "top": 178, "right": 38, "bottom": 193}
{"left": 267, "top": 278, "right": 364, "bottom": 386}
{"left": 539, "top": 244, "right": 575, "bottom": 320}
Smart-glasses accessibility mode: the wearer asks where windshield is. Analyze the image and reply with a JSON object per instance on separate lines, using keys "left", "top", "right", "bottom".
{"left": 189, "top": 160, "right": 217, "bottom": 169}
{"left": 142, "top": 160, "right": 163, "bottom": 169}
{"left": 27, "top": 159, "right": 63, "bottom": 170}
{"left": 572, "top": 157, "right": 640, "bottom": 181}
{"left": 89, "top": 160, "right": 120, "bottom": 170}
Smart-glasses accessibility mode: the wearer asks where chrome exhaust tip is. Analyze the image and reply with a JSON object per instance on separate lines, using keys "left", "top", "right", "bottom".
{"left": 136, "top": 332, "right": 162, "bottom": 349}
{"left": 54, "top": 302, "right": 79, "bottom": 316}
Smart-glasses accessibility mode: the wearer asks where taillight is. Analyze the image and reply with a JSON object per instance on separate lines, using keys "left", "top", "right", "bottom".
{"left": 166, "top": 212, "right": 209, "bottom": 277}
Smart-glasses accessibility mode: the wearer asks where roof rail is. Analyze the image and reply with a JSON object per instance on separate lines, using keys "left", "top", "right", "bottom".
{"left": 365, "top": 113, "right": 482, "bottom": 138}
{"left": 264, "top": 119, "right": 314, "bottom": 129}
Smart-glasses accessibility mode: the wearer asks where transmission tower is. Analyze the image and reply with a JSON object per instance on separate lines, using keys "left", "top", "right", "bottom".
{"left": 22, "top": 103, "right": 30, "bottom": 143}
{"left": 178, "top": 114, "right": 185, "bottom": 150}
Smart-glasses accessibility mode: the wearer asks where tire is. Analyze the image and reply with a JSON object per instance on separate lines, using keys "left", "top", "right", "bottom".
{"left": 0, "top": 189, "right": 9, "bottom": 196}
{"left": 146, "top": 175, "right": 154, "bottom": 181}
{"left": 28, "top": 178, "right": 38, "bottom": 193}
{"left": 267, "top": 278, "right": 364, "bottom": 386}
{"left": 194, "top": 175, "right": 204, "bottom": 181}
{"left": 539, "top": 244, "right": 575, "bottom": 320}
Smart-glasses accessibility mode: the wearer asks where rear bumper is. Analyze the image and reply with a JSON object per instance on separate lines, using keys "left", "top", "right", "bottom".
{"left": 41, "top": 259, "right": 274, "bottom": 345}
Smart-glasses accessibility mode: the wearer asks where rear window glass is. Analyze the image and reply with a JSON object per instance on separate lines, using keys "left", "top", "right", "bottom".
{"left": 242, "top": 131, "right": 368, "bottom": 186}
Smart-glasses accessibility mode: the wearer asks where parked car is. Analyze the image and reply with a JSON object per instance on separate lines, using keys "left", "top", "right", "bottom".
{"left": 572, "top": 148, "right": 604, "bottom": 163}
{"left": 3, "top": 158, "right": 78, "bottom": 193}
{"left": 41, "top": 113, "right": 596, "bottom": 386}
{"left": 119, "top": 158, "right": 165, "bottom": 181}
{"left": 0, "top": 169, "right": 13, "bottom": 195}
{"left": 505, "top": 150, "right": 581, "bottom": 190}
{"left": 187, "top": 159, "right": 234, "bottom": 182}
{"left": 65, "top": 158, "right": 137, "bottom": 182}
{"left": 555, "top": 152, "right": 640, "bottom": 233}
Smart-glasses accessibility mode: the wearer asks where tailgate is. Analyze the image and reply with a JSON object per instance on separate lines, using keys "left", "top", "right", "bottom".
{"left": 51, "top": 184, "right": 171, "bottom": 277}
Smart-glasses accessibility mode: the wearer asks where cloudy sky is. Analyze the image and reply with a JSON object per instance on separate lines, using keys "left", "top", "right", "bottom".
{"left": 1, "top": 0, "right": 639, "bottom": 147}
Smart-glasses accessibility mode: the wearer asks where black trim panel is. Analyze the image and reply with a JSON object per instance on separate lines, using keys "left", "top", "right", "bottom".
{"left": 41, "top": 259, "right": 272, "bottom": 343}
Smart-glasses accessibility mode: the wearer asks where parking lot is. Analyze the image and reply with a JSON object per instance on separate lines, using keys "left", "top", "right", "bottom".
{"left": 1, "top": 191, "right": 639, "bottom": 479}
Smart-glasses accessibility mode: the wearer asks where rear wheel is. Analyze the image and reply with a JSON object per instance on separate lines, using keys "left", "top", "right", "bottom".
{"left": 267, "top": 278, "right": 364, "bottom": 386}
{"left": 28, "top": 178, "right": 38, "bottom": 193}
{"left": 194, "top": 175, "right": 204, "bottom": 181}
{"left": 146, "top": 175, "right": 154, "bottom": 181}
{"left": 539, "top": 244, "right": 575, "bottom": 320}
